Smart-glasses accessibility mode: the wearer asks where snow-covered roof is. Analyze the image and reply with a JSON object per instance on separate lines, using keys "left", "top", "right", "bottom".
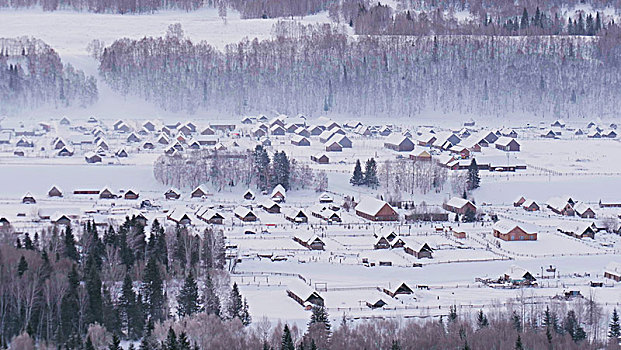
{"left": 573, "top": 202, "right": 594, "bottom": 215}
{"left": 492, "top": 221, "right": 533, "bottom": 234}
{"left": 234, "top": 206, "right": 254, "bottom": 218}
{"left": 504, "top": 265, "right": 532, "bottom": 280}
{"left": 445, "top": 197, "right": 472, "bottom": 209}
{"left": 605, "top": 262, "right": 621, "bottom": 275}
{"left": 356, "top": 197, "right": 392, "bottom": 216}
{"left": 495, "top": 136, "right": 519, "bottom": 147}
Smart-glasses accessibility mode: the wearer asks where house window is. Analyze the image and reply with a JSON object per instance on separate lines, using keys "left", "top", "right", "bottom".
{"left": 520, "top": 236, "right": 524, "bottom": 240}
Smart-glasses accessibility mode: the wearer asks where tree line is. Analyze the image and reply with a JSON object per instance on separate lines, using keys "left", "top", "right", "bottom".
{"left": 0, "top": 216, "right": 251, "bottom": 349}
{"left": 98, "top": 22, "right": 621, "bottom": 119}
{"left": 0, "top": 37, "right": 97, "bottom": 114}
{"left": 63, "top": 300, "right": 621, "bottom": 349}
{"left": 153, "top": 146, "right": 323, "bottom": 193}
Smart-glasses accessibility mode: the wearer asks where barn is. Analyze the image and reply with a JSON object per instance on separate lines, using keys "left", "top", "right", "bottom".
{"left": 164, "top": 188, "right": 181, "bottom": 200}
{"left": 234, "top": 206, "right": 257, "bottom": 222}
{"left": 291, "top": 135, "right": 310, "bottom": 146}
{"left": 443, "top": 197, "right": 476, "bottom": 215}
{"left": 311, "top": 153, "right": 330, "bottom": 164}
{"left": 493, "top": 221, "right": 537, "bottom": 241}
{"left": 384, "top": 135, "right": 415, "bottom": 152}
{"left": 191, "top": 185, "right": 210, "bottom": 198}
{"left": 287, "top": 280, "right": 324, "bottom": 307}
{"left": 382, "top": 282, "right": 414, "bottom": 298}
{"left": 124, "top": 190, "right": 139, "bottom": 200}
{"left": 260, "top": 199, "right": 281, "bottom": 214}
{"left": 355, "top": 197, "right": 398, "bottom": 221}
{"left": 285, "top": 209, "right": 308, "bottom": 223}
{"left": 604, "top": 262, "right": 621, "bottom": 282}
{"left": 48, "top": 186, "right": 63, "bottom": 198}
{"left": 573, "top": 202, "right": 596, "bottom": 218}
{"left": 495, "top": 137, "right": 521, "bottom": 152}
{"left": 293, "top": 234, "right": 325, "bottom": 250}
{"left": 404, "top": 242, "right": 433, "bottom": 259}
{"left": 167, "top": 209, "right": 192, "bottom": 225}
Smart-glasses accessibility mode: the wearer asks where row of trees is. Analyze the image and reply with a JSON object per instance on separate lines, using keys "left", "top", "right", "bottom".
{"left": 350, "top": 158, "right": 379, "bottom": 188}
{"left": 344, "top": 3, "right": 609, "bottom": 36}
{"left": 0, "top": 217, "right": 249, "bottom": 349}
{"left": 153, "top": 146, "right": 323, "bottom": 193}
{"left": 0, "top": 37, "right": 97, "bottom": 114}
{"left": 66, "top": 302, "right": 621, "bottom": 349}
{"left": 99, "top": 22, "right": 621, "bottom": 119}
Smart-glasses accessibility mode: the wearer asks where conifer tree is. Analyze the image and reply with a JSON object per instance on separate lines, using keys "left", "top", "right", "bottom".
{"left": 515, "top": 334, "right": 523, "bottom": 350}
{"left": 143, "top": 257, "right": 165, "bottom": 321}
{"left": 178, "top": 331, "right": 191, "bottom": 350}
{"left": 108, "top": 334, "right": 121, "bottom": 350}
{"left": 309, "top": 306, "right": 331, "bottom": 333}
{"left": 102, "top": 285, "right": 122, "bottom": 337}
{"left": 228, "top": 282, "right": 244, "bottom": 321}
{"left": 17, "top": 255, "right": 28, "bottom": 276}
{"left": 241, "top": 298, "right": 251, "bottom": 326}
{"left": 177, "top": 271, "right": 202, "bottom": 317}
{"left": 391, "top": 340, "right": 401, "bottom": 350}
{"left": 23, "top": 233, "right": 34, "bottom": 250}
{"left": 363, "top": 158, "right": 379, "bottom": 188}
{"left": 281, "top": 324, "right": 295, "bottom": 350}
{"left": 166, "top": 327, "right": 178, "bottom": 350}
{"left": 203, "top": 273, "right": 221, "bottom": 318}
{"left": 467, "top": 158, "right": 480, "bottom": 190}
{"left": 477, "top": 309, "right": 489, "bottom": 328}
{"left": 85, "top": 261, "right": 103, "bottom": 327}
{"left": 272, "top": 151, "right": 291, "bottom": 190}
{"left": 120, "top": 273, "right": 143, "bottom": 339}
{"left": 609, "top": 308, "right": 620, "bottom": 339}
{"left": 63, "top": 224, "right": 79, "bottom": 263}
{"left": 59, "top": 265, "right": 80, "bottom": 346}
{"left": 350, "top": 159, "right": 364, "bottom": 186}
{"left": 118, "top": 228, "right": 134, "bottom": 268}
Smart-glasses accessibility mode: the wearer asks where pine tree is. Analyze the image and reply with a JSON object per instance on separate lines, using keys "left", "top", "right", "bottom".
{"left": 228, "top": 282, "right": 243, "bottom": 320}
{"left": 520, "top": 8, "right": 529, "bottom": 29}
{"left": 63, "top": 224, "right": 79, "bottom": 263}
{"left": 108, "top": 334, "right": 121, "bottom": 350}
{"left": 166, "top": 327, "right": 178, "bottom": 350}
{"left": 309, "top": 306, "right": 331, "bottom": 333}
{"left": 449, "top": 304, "right": 458, "bottom": 322}
{"left": 143, "top": 257, "right": 165, "bottom": 321}
{"left": 147, "top": 219, "right": 168, "bottom": 270}
{"left": 177, "top": 271, "right": 202, "bottom": 318}
{"left": 85, "top": 261, "right": 103, "bottom": 326}
{"left": 178, "top": 331, "right": 191, "bottom": 350}
{"left": 363, "top": 158, "right": 379, "bottom": 188}
{"left": 350, "top": 159, "right": 364, "bottom": 186}
{"left": 102, "top": 285, "right": 122, "bottom": 337}
{"left": 118, "top": 228, "right": 134, "bottom": 268}
{"left": 515, "top": 334, "right": 523, "bottom": 350}
{"left": 203, "top": 273, "right": 221, "bottom": 318}
{"left": 173, "top": 225, "right": 187, "bottom": 272}
{"left": 477, "top": 309, "right": 489, "bottom": 328}
{"left": 512, "top": 311, "right": 522, "bottom": 333}
{"left": 23, "top": 233, "right": 34, "bottom": 250}
{"left": 17, "top": 255, "right": 28, "bottom": 276}
{"left": 254, "top": 145, "right": 271, "bottom": 191}
{"left": 272, "top": 151, "right": 291, "bottom": 190}
{"left": 467, "top": 158, "right": 480, "bottom": 190}
{"left": 609, "top": 308, "right": 621, "bottom": 339}
{"left": 391, "top": 340, "right": 401, "bottom": 350}
{"left": 120, "top": 273, "right": 143, "bottom": 339}
{"left": 281, "top": 324, "right": 295, "bottom": 350}
{"left": 59, "top": 265, "right": 80, "bottom": 346}
{"left": 241, "top": 298, "right": 252, "bottom": 326}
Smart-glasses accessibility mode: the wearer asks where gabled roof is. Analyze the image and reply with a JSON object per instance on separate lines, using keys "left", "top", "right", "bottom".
{"left": 356, "top": 197, "right": 393, "bottom": 216}
{"left": 445, "top": 197, "right": 473, "bottom": 209}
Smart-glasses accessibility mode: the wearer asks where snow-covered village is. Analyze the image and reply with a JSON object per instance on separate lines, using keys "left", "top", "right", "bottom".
{"left": 1, "top": 1, "right": 621, "bottom": 350}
